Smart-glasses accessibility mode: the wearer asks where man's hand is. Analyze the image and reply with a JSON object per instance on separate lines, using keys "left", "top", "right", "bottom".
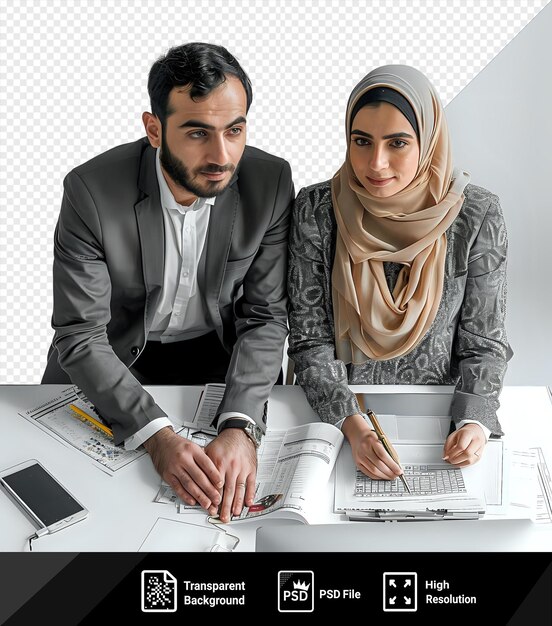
{"left": 204, "top": 428, "right": 257, "bottom": 523}
{"left": 342, "top": 413, "right": 403, "bottom": 480}
{"left": 144, "top": 426, "right": 223, "bottom": 515}
{"left": 443, "top": 423, "right": 486, "bottom": 467}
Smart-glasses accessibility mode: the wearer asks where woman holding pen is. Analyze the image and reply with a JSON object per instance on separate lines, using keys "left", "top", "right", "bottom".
{"left": 287, "top": 65, "right": 512, "bottom": 481}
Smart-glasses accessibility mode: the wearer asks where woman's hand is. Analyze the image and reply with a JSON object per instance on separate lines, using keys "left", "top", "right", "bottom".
{"left": 442, "top": 423, "right": 486, "bottom": 467}
{"left": 342, "top": 413, "right": 403, "bottom": 480}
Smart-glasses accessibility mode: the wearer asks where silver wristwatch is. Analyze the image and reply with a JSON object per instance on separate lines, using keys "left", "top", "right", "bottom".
{"left": 219, "top": 418, "right": 263, "bottom": 448}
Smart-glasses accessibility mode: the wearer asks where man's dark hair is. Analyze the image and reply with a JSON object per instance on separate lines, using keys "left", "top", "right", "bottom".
{"left": 148, "top": 42, "right": 253, "bottom": 123}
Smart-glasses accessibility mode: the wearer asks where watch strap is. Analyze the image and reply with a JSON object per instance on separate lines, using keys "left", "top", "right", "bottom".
{"left": 217, "top": 417, "right": 251, "bottom": 433}
{"left": 219, "top": 417, "right": 263, "bottom": 447}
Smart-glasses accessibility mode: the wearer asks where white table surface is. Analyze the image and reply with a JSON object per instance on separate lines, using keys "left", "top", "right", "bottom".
{"left": 1, "top": 384, "right": 551, "bottom": 552}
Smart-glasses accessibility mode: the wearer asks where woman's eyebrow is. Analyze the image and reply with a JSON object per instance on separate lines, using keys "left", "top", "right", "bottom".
{"left": 351, "top": 129, "right": 414, "bottom": 140}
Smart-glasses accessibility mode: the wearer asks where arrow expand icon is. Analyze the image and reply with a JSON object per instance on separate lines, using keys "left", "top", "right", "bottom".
{"left": 383, "top": 572, "right": 417, "bottom": 612}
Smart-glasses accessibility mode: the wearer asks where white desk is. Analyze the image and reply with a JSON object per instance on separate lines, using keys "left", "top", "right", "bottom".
{"left": 1, "top": 384, "right": 551, "bottom": 551}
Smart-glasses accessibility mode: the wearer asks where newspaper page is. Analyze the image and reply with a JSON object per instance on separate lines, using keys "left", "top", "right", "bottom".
{"left": 18, "top": 386, "right": 146, "bottom": 473}
{"left": 231, "top": 422, "right": 344, "bottom": 523}
{"left": 19, "top": 383, "right": 222, "bottom": 475}
{"left": 507, "top": 447, "right": 552, "bottom": 523}
{"left": 533, "top": 447, "right": 552, "bottom": 523}
{"left": 156, "top": 384, "right": 344, "bottom": 523}
{"left": 190, "top": 383, "right": 225, "bottom": 432}
{"left": 165, "top": 423, "right": 343, "bottom": 523}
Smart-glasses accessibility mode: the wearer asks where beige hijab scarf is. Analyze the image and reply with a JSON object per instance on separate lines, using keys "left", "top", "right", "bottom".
{"left": 332, "top": 65, "right": 470, "bottom": 363}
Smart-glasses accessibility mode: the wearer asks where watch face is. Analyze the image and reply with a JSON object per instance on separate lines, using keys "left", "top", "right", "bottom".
{"left": 246, "top": 423, "right": 263, "bottom": 447}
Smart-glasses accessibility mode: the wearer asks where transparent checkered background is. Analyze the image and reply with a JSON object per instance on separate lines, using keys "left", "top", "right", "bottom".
{"left": 0, "top": 0, "right": 548, "bottom": 383}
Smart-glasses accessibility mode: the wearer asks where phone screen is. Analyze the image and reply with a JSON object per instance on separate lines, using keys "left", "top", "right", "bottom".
{"left": 2, "top": 463, "right": 84, "bottom": 526}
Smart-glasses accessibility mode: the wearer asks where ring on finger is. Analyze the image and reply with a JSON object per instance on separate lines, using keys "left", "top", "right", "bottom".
{"left": 236, "top": 482, "right": 246, "bottom": 488}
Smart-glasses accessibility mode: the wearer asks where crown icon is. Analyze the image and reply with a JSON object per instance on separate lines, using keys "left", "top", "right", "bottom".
{"left": 293, "top": 580, "right": 310, "bottom": 591}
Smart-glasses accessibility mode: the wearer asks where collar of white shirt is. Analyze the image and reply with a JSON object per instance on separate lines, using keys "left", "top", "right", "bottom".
{"left": 155, "top": 148, "right": 215, "bottom": 213}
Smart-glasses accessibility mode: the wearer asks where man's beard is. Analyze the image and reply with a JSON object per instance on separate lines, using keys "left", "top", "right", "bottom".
{"left": 160, "top": 130, "right": 236, "bottom": 198}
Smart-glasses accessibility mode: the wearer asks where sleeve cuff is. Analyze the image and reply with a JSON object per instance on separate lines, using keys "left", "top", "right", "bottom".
{"left": 456, "top": 419, "right": 491, "bottom": 442}
{"left": 124, "top": 417, "right": 175, "bottom": 450}
{"left": 451, "top": 390, "right": 504, "bottom": 437}
{"left": 334, "top": 413, "right": 375, "bottom": 433}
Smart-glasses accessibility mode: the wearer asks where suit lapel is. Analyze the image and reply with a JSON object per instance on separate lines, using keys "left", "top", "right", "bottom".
{"left": 203, "top": 185, "right": 239, "bottom": 309}
{"left": 135, "top": 143, "right": 164, "bottom": 329}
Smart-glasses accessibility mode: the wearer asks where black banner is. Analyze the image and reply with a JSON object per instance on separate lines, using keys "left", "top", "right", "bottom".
{"left": 0, "top": 552, "right": 550, "bottom": 624}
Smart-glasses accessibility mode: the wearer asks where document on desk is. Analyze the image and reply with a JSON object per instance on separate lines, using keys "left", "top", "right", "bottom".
{"left": 155, "top": 384, "right": 345, "bottom": 523}
{"left": 508, "top": 449, "right": 538, "bottom": 513}
{"left": 192, "top": 383, "right": 226, "bottom": 431}
{"left": 532, "top": 447, "right": 552, "bottom": 523}
{"left": 335, "top": 441, "right": 486, "bottom": 520}
{"left": 168, "top": 424, "right": 344, "bottom": 523}
{"left": 164, "top": 384, "right": 345, "bottom": 522}
{"left": 18, "top": 386, "right": 146, "bottom": 474}
{"left": 166, "top": 383, "right": 222, "bottom": 447}
{"left": 232, "top": 423, "right": 344, "bottom": 523}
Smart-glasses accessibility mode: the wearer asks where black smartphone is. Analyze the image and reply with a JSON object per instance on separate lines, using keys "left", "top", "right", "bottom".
{"left": 0, "top": 459, "right": 88, "bottom": 533}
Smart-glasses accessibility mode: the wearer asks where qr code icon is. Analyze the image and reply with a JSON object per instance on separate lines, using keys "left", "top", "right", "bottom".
{"left": 141, "top": 570, "right": 177, "bottom": 612}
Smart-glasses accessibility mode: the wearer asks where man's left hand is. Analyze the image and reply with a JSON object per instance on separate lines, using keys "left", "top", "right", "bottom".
{"left": 443, "top": 423, "right": 486, "bottom": 467}
{"left": 204, "top": 428, "right": 257, "bottom": 523}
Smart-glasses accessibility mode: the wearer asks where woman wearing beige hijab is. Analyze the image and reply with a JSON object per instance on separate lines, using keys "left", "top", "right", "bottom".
{"left": 288, "top": 65, "right": 511, "bottom": 481}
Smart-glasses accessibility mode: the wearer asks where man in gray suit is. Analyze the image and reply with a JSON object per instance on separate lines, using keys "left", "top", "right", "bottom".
{"left": 42, "top": 43, "right": 294, "bottom": 523}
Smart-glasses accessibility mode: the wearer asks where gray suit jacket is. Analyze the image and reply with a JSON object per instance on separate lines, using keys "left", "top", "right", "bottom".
{"left": 288, "top": 180, "right": 512, "bottom": 436}
{"left": 43, "top": 138, "right": 294, "bottom": 444}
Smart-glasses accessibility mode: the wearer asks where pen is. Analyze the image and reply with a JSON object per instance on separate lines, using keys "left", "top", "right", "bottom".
{"left": 356, "top": 394, "right": 412, "bottom": 494}
{"left": 69, "top": 403, "right": 113, "bottom": 438}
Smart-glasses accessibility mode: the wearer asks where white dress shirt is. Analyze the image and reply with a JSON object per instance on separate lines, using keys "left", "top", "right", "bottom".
{"left": 149, "top": 148, "right": 214, "bottom": 342}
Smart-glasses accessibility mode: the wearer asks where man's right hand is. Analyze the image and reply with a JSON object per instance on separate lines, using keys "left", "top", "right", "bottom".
{"left": 143, "top": 427, "right": 223, "bottom": 515}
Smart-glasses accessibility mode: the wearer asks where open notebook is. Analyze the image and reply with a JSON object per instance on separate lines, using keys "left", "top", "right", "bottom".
{"left": 334, "top": 391, "right": 503, "bottom": 520}
{"left": 335, "top": 441, "right": 487, "bottom": 520}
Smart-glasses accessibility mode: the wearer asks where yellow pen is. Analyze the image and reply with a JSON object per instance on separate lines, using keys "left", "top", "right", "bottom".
{"left": 69, "top": 403, "right": 113, "bottom": 438}
{"left": 356, "top": 394, "right": 412, "bottom": 494}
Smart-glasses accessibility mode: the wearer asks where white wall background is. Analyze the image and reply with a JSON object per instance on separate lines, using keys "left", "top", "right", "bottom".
{"left": 0, "top": 0, "right": 549, "bottom": 383}
{"left": 446, "top": 2, "right": 552, "bottom": 384}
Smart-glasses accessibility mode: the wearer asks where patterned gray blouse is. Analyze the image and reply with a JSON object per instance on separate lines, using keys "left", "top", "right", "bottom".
{"left": 287, "top": 180, "right": 512, "bottom": 436}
